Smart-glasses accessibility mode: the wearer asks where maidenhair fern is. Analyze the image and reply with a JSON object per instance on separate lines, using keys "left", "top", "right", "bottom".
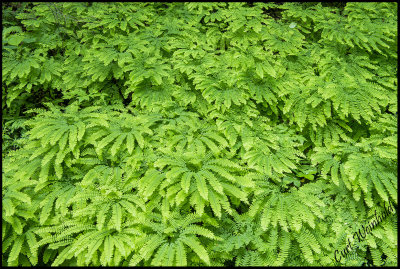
{"left": 2, "top": 2, "right": 397, "bottom": 267}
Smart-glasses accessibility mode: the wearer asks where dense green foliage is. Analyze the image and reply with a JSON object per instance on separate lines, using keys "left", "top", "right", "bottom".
{"left": 2, "top": 2, "right": 397, "bottom": 266}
